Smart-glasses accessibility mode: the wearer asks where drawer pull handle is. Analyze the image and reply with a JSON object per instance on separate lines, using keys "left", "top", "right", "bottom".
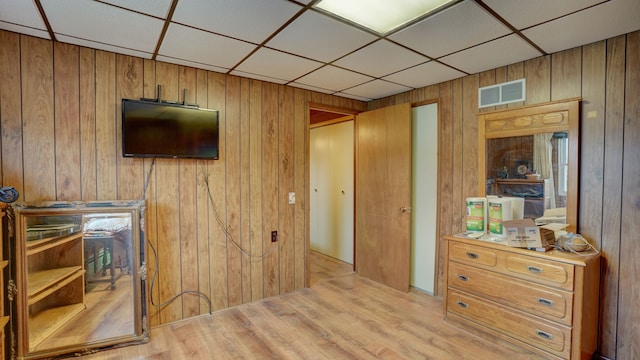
{"left": 536, "top": 330, "right": 554, "bottom": 340}
{"left": 527, "top": 265, "right": 544, "bottom": 274}
{"left": 457, "top": 275, "right": 469, "bottom": 282}
{"left": 537, "top": 297, "right": 555, "bottom": 306}
{"left": 456, "top": 301, "right": 468, "bottom": 309}
{"left": 466, "top": 252, "right": 479, "bottom": 259}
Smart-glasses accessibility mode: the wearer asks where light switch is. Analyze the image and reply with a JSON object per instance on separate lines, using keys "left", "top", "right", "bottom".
{"left": 288, "top": 192, "right": 295, "bottom": 204}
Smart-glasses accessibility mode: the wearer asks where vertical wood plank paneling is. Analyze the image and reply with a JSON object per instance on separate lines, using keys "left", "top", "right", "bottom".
{"left": 95, "top": 50, "right": 117, "bottom": 200}
{"left": 207, "top": 71, "right": 228, "bottom": 311}
{"left": 293, "top": 88, "right": 308, "bottom": 289}
{"left": 53, "top": 42, "right": 81, "bottom": 201}
{"left": 599, "top": 35, "right": 626, "bottom": 358}
{"left": 0, "top": 31, "right": 24, "bottom": 199}
{"left": 618, "top": 31, "right": 640, "bottom": 360}
{"left": 142, "top": 59, "right": 161, "bottom": 326}
{"left": 154, "top": 62, "right": 182, "bottom": 323}
{"left": 239, "top": 77, "right": 252, "bottom": 303}
{"left": 225, "top": 75, "right": 243, "bottom": 307}
{"left": 437, "top": 80, "right": 453, "bottom": 295}
{"left": 461, "top": 75, "right": 478, "bottom": 231}
{"left": 115, "top": 55, "right": 144, "bottom": 200}
{"left": 279, "top": 84, "right": 295, "bottom": 294}
{"left": 424, "top": 84, "right": 439, "bottom": 100}
{"left": 79, "top": 47, "right": 97, "bottom": 200}
{"left": 177, "top": 66, "right": 200, "bottom": 318}
{"left": 579, "top": 41, "right": 606, "bottom": 246}
{"left": 262, "top": 82, "right": 280, "bottom": 298}
{"left": 249, "top": 79, "right": 264, "bottom": 301}
{"left": 551, "top": 47, "right": 582, "bottom": 101}
{"left": 21, "top": 36, "right": 55, "bottom": 201}
{"left": 7, "top": 28, "right": 640, "bottom": 359}
{"left": 524, "top": 56, "right": 551, "bottom": 104}
{"left": 451, "top": 78, "right": 464, "bottom": 234}
{"left": 195, "top": 68, "right": 211, "bottom": 314}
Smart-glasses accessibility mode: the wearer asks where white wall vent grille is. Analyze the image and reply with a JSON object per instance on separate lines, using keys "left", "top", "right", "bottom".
{"left": 478, "top": 78, "right": 525, "bottom": 108}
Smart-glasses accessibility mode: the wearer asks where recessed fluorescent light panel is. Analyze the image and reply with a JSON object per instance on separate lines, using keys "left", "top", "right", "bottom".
{"left": 315, "top": 0, "right": 457, "bottom": 34}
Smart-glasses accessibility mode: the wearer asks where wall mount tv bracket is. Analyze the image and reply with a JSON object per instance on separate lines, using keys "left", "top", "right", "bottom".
{"left": 140, "top": 84, "right": 199, "bottom": 108}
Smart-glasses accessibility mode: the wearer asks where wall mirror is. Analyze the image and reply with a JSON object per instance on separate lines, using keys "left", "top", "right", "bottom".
{"left": 477, "top": 98, "right": 580, "bottom": 233}
{"left": 8, "top": 200, "right": 148, "bottom": 359}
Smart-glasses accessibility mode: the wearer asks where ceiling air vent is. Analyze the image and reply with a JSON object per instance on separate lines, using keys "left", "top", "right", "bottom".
{"left": 478, "top": 78, "right": 525, "bottom": 108}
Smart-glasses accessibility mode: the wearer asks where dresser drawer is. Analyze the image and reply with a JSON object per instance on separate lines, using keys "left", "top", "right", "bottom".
{"left": 447, "top": 289, "right": 571, "bottom": 359}
{"left": 449, "top": 242, "right": 498, "bottom": 268}
{"left": 448, "top": 262, "right": 573, "bottom": 325}
{"left": 505, "top": 254, "right": 575, "bottom": 290}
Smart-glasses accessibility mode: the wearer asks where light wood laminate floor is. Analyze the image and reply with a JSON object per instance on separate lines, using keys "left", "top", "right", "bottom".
{"left": 69, "top": 251, "right": 543, "bottom": 359}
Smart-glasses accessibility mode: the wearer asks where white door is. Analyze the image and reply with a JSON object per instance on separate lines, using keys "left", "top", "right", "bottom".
{"left": 410, "top": 103, "right": 438, "bottom": 294}
{"left": 310, "top": 121, "right": 354, "bottom": 263}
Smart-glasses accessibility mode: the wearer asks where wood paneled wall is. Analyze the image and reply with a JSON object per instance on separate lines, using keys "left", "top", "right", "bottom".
{"left": 0, "top": 31, "right": 367, "bottom": 327}
{"left": 369, "top": 31, "right": 640, "bottom": 360}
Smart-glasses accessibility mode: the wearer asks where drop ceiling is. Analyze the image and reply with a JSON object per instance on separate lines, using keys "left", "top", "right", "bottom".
{"left": 1, "top": 0, "right": 638, "bottom": 101}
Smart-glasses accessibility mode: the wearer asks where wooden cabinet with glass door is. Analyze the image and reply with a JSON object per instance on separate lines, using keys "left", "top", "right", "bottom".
{"left": 15, "top": 213, "right": 85, "bottom": 356}
{"left": 1, "top": 205, "right": 9, "bottom": 360}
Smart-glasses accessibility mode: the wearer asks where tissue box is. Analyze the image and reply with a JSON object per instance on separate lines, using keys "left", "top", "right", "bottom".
{"left": 503, "top": 219, "right": 557, "bottom": 248}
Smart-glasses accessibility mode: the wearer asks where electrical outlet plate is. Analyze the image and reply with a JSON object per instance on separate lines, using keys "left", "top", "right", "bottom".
{"left": 288, "top": 192, "right": 295, "bottom": 204}
{"left": 271, "top": 230, "right": 277, "bottom": 242}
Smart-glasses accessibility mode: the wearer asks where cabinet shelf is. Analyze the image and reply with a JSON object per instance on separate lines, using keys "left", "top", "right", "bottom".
{"left": 27, "top": 266, "right": 84, "bottom": 305}
{"left": 26, "top": 231, "right": 83, "bottom": 256}
{"left": 29, "top": 303, "right": 86, "bottom": 351}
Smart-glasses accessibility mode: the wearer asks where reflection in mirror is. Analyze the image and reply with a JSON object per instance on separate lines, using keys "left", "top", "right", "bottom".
{"left": 10, "top": 201, "right": 148, "bottom": 359}
{"left": 477, "top": 98, "right": 580, "bottom": 233}
{"left": 485, "top": 132, "right": 569, "bottom": 221}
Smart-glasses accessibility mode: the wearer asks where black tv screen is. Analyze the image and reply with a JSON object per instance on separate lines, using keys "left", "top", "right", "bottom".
{"left": 122, "top": 99, "right": 219, "bottom": 159}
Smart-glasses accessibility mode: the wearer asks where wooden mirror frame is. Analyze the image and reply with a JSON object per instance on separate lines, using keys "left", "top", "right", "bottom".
{"left": 477, "top": 98, "right": 581, "bottom": 234}
{"left": 8, "top": 200, "right": 149, "bottom": 359}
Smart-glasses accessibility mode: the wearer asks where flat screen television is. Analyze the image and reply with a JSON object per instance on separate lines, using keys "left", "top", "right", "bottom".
{"left": 122, "top": 99, "right": 219, "bottom": 159}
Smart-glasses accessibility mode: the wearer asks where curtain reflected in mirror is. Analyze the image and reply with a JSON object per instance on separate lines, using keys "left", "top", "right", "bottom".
{"left": 10, "top": 201, "right": 148, "bottom": 359}
{"left": 485, "top": 132, "right": 568, "bottom": 221}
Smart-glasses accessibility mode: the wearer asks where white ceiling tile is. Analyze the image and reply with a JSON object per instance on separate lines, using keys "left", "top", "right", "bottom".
{"left": 235, "top": 48, "right": 323, "bottom": 82}
{"left": 523, "top": 0, "right": 640, "bottom": 54}
{"left": 388, "top": 0, "right": 511, "bottom": 58}
{"left": 41, "top": 0, "right": 164, "bottom": 53}
{"left": 344, "top": 79, "right": 412, "bottom": 100}
{"left": 333, "top": 39, "right": 428, "bottom": 78}
{"left": 266, "top": 10, "right": 377, "bottom": 63}
{"left": 155, "top": 56, "right": 229, "bottom": 74}
{"left": 56, "top": 35, "right": 153, "bottom": 59}
{"left": 228, "top": 70, "right": 288, "bottom": 84}
{"left": 289, "top": 82, "right": 334, "bottom": 94}
{"left": 383, "top": 61, "right": 465, "bottom": 88}
{"left": 159, "top": 23, "right": 256, "bottom": 70}
{"left": 172, "top": 0, "right": 302, "bottom": 44}
{"left": 334, "top": 92, "right": 372, "bottom": 101}
{"left": 439, "top": 34, "right": 541, "bottom": 74}
{"left": 101, "top": 0, "right": 173, "bottom": 18}
{"left": 482, "top": 0, "right": 603, "bottom": 30}
{"left": 0, "top": 22, "right": 50, "bottom": 40}
{"left": 296, "top": 65, "right": 374, "bottom": 92}
{"left": 0, "top": 0, "right": 46, "bottom": 30}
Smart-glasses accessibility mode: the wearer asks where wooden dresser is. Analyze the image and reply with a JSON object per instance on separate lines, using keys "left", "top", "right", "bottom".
{"left": 444, "top": 235, "right": 600, "bottom": 360}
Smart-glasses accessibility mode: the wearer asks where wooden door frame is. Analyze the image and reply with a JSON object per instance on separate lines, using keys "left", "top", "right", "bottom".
{"left": 306, "top": 100, "right": 442, "bottom": 295}
{"left": 307, "top": 103, "right": 360, "bottom": 287}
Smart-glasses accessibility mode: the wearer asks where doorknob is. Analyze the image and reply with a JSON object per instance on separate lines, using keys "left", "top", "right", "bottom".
{"left": 400, "top": 206, "right": 412, "bottom": 213}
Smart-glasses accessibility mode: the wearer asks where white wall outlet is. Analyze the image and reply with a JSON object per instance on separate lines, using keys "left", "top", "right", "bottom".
{"left": 288, "top": 192, "right": 295, "bottom": 204}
